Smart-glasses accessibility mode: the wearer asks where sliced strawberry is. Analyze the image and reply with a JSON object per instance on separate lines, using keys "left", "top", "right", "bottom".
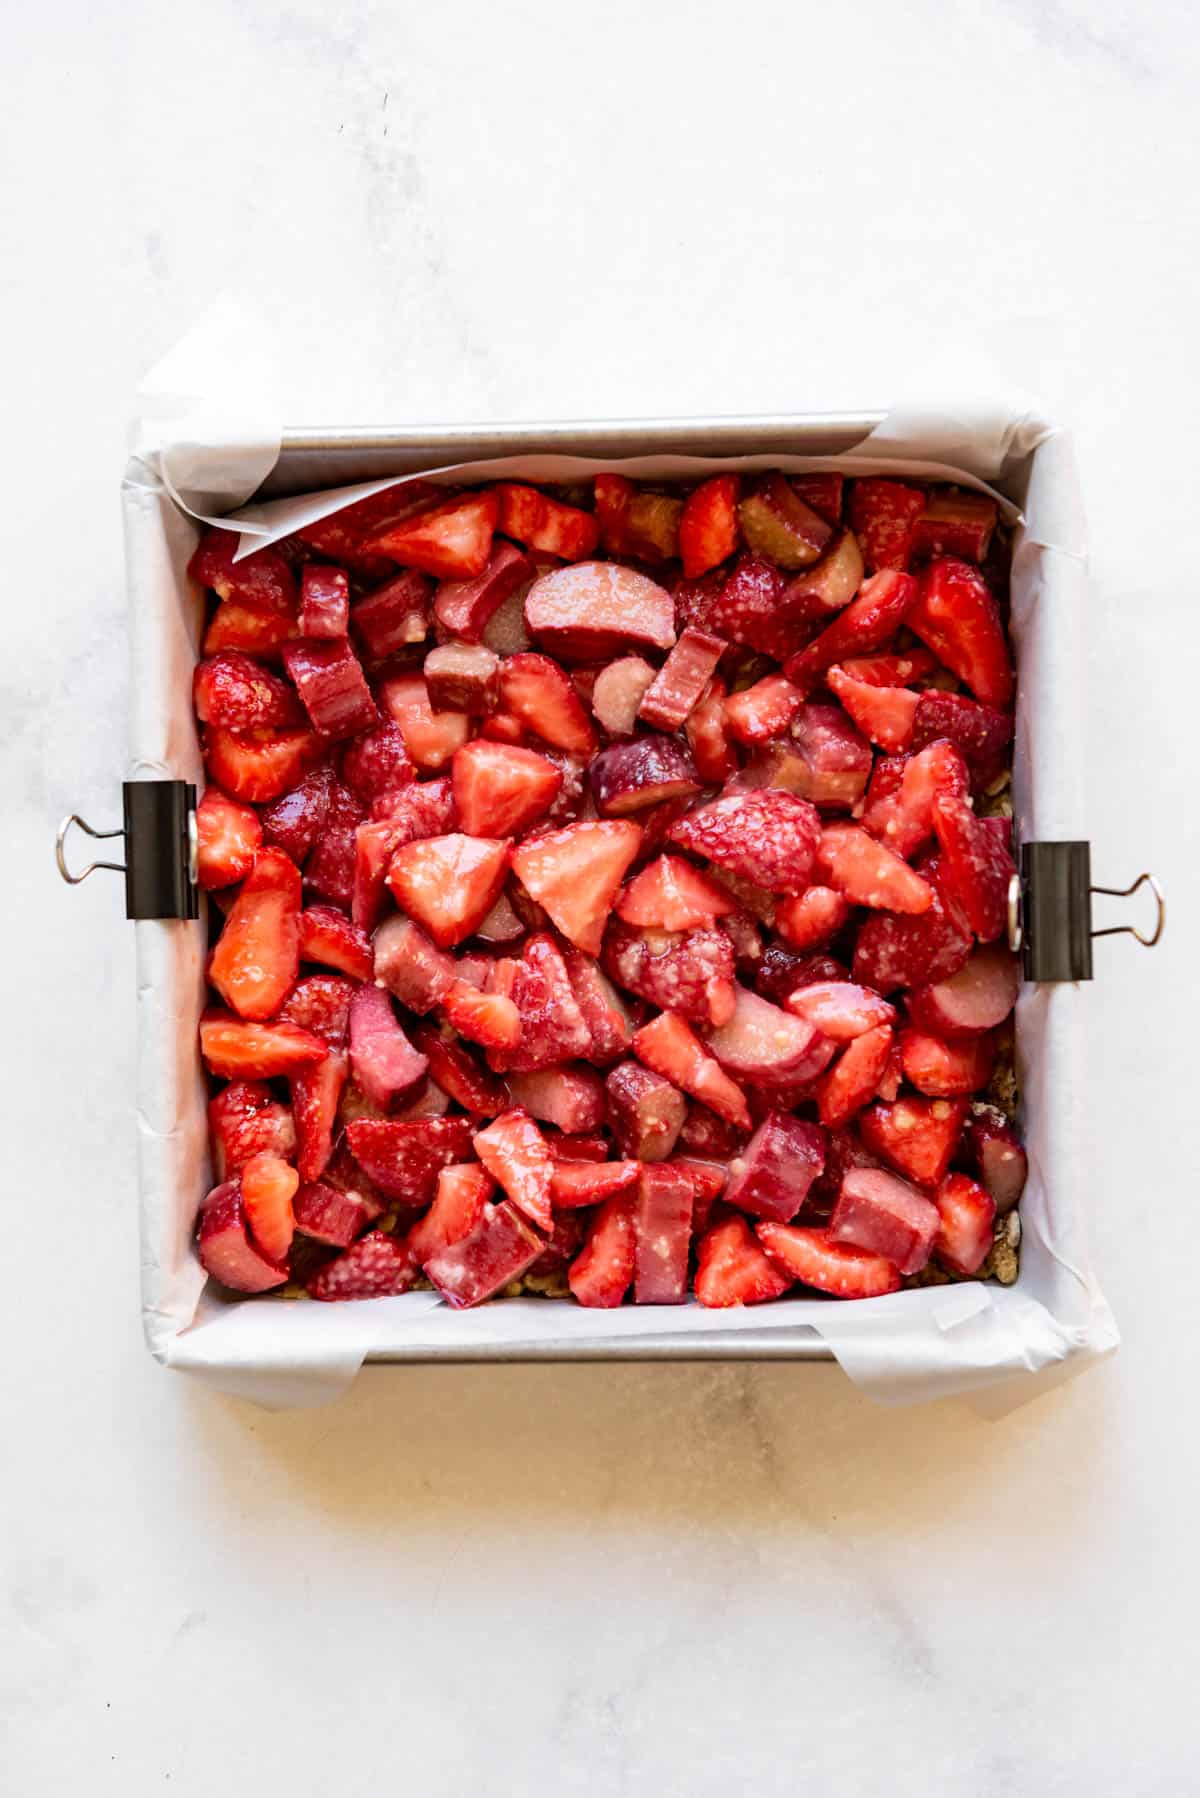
{"left": 678, "top": 474, "right": 739, "bottom": 578}
{"left": 638, "top": 628, "right": 728, "bottom": 734}
{"left": 815, "top": 1024, "right": 895, "bottom": 1130}
{"left": 907, "top": 558, "right": 1014, "bottom": 709}
{"left": 723, "top": 674, "right": 804, "bottom": 746}
{"left": 344, "top": 1115, "right": 474, "bottom": 1202}
{"left": 203, "top": 599, "right": 300, "bottom": 660}
{"left": 705, "top": 984, "right": 835, "bottom": 1089}
{"left": 551, "top": 1159, "right": 641, "bottom": 1210}
{"left": 472, "top": 1108, "right": 553, "bottom": 1232}
{"left": 784, "top": 702, "right": 873, "bottom": 809}
{"left": 282, "top": 971, "right": 357, "bottom": 1043}
{"left": 861, "top": 740, "right": 970, "bottom": 860}
{"left": 703, "top": 553, "right": 796, "bottom": 658}
{"left": 510, "top": 820, "right": 641, "bottom": 956}
{"left": 425, "top": 1199, "right": 546, "bottom": 1307}
{"left": 341, "top": 721, "right": 414, "bottom": 806}
{"left": 193, "top": 651, "right": 304, "bottom": 733}
{"left": 907, "top": 943, "right": 1021, "bottom": 1038}
{"left": 295, "top": 480, "right": 441, "bottom": 578}
{"left": 208, "top": 1081, "right": 296, "bottom": 1180}
{"left": 308, "top": 1229, "right": 419, "bottom": 1301}
{"left": 859, "top": 1096, "right": 968, "bottom": 1188}
{"left": 434, "top": 541, "right": 534, "bottom": 643}
{"left": 756, "top": 1221, "right": 901, "bottom": 1298}
{"left": 296, "top": 905, "right": 372, "bottom": 980}
{"left": 933, "top": 1172, "right": 997, "bottom": 1275}
{"left": 209, "top": 847, "right": 301, "bottom": 1021}
{"left": 351, "top": 568, "right": 434, "bottom": 661}
{"left": 348, "top": 822, "right": 395, "bottom": 930}
{"left": 492, "top": 482, "right": 600, "bottom": 561}
{"left": 322, "top": 1136, "right": 387, "bottom": 1219}
{"left": 507, "top": 1066, "right": 605, "bottom": 1134}
{"left": 785, "top": 982, "right": 896, "bottom": 1042}
{"left": 616, "top": 855, "right": 735, "bottom": 932}
{"left": 189, "top": 528, "right": 298, "bottom": 613}
{"left": 852, "top": 856, "right": 974, "bottom": 993}
{"left": 964, "top": 1110, "right": 1028, "bottom": 1213}
{"left": 567, "top": 1193, "right": 637, "bottom": 1307}
{"left": 694, "top": 1210, "right": 793, "bottom": 1307}
{"left": 724, "top": 1110, "right": 825, "bottom": 1223}
{"left": 371, "top": 772, "right": 457, "bottom": 834}
{"left": 824, "top": 666, "right": 919, "bottom": 753}
{"left": 605, "top": 1060, "right": 687, "bottom": 1161}
{"left": 669, "top": 789, "right": 821, "bottom": 896}
{"left": 452, "top": 740, "right": 563, "bottom": 837}
{"left": 200, "top": 1010, "right": 327, "bottom": 1079}
{"left": 911, "top": 492, "right": 997, "bottom": 564}
{"left": 738, "top": 474, "right": 832, "bottom": 570}
{"left": 442, "top": 979, "right": 520, "bottom": 1051}
{"left": 562, "top": 947, "right": 634, "bottom": 1065}
{"left": 348, "top": 983, "right": 429, "bottom": 1109}
{"left": 668, "top": 1155, "right": 727, "bottom": 1234}
{"left": 363, "top": 490, "right": 499, "bottom": 580}
{"left": 303, "top": 779, "right": 366, "bottom": 910}
{"left": 410, "top": 1023, "right": 509, "bottom": 1117}
{"left": 791, "top": 472, "right": 844, "bottom": 525}
{"left": 775, "top": 886, "right": 850, "bottom": 952}
{"left": 497, "top": 652, "right": 598, "bottom": 755}
{"left": 784, "top": 570, "right": 918, "bottom": 695}
{"left": 290, "top": 1047, "right": 349, "bottom": 1181}
{"left": 632, "top": 1163, "right": 694, "bottom": 1304}
{"left": 502, "top": 933, "right": 593, "bottom": 1072}
{"left": 282, "top": 638, "right": 378, "bottom": 741}
{"left": 378, "top": 672, "right": 470, "bottom": 771}
{"left": 424, "top": 642, "right": 501, "bottom": 714}
{"left": 197, "top": 1182, "right": 288, "bottom": 1292}
{"left": 685, "top": 677, "right": 738, "bottom": 783}
{"left": 816, "top": 821, "right": 933, "bottom": 914}
{"left": 840, "top": 648, "right": 940, "bottom": 687}
{"left": 240, "top": 1151, "right": 299, "bottom": 1261}
{"left": 633, "top": 1011, "right": 751, "bottom": 1129}
{"left": 195, "top": 787, "right": 261, "bottom": 890}
{"left": 846, "top": 478, "right": 926, "bottom": 571}
{"left": 602, "top": 920, "right": 736, "bottom": 1028}
{"left": 829, "top": 1167, "right": 938, "bottom": 1275}
{"left": 260, "top": 764, "right": 335, "bottom": 863}
{"left": 931, "top": 793, "right": 1015, "bottom": 942}
{"left": 299, "top": 564, "right": 350, "bottom": 639}
{"left": 407, "top": 1162, "right": 496, "bottom": 1267}
{"left": 909, "top": 691, "right": 1013, "bottom": 792}
{"left": 204, "top": 726, "right": 324, "bottom": 804}
{"left": 899, "top": 1027, "right": 995, "bottom": 1097}
{"left": 293, "top": 1178, "right": 371, "bottom": 1248}
{"left": 387, "top": 833, "right": 511, "bottom": 948}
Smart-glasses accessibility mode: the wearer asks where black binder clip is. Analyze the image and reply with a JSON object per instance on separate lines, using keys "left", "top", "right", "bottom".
{"left": 1014, "top": 841, "right": 1165, "bottom": 983}
{"left": 55, "top": 781, "right": 199, "bottom": 921}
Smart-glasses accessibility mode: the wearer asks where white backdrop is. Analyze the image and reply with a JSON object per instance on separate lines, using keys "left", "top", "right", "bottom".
{"left": 3, "top": 2, "right": 1197, "bottom": 1793}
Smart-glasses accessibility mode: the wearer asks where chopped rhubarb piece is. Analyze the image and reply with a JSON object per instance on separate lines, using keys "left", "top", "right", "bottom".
{"left": 785, "top": 982, "right": 896, "bottom": 1042}
{"left": 203, "top": 600, "right": 300, "bottom": 661}
{"left": 775, "top": 887, "right": 850, "bottom": 952}
{"left": 852, "top": 856, "right": 974, "bottom": 993}
{"left": 679, "top": 1102, "right": 744, "bottom": 1158}
{"left": 472, "top": 1108, "right": 554, "bottom": 1232}
{"left": 298, "top": 905, "right": 372, "bottom": 980}
{"left": 426, "top": 1198, "right": 545, "bottom": 1306}
{"left": 363, "top": 490, "right": 498, "bottom": 580}
{"left": 202, "top": 1012, "right": 328, "bottom": 1082}
{"left": 290, "top": 1047, "right": 349, "bottom": 1181}
{"left": 240, "top": 1151, "right": 299, "bottom": 1262}
{"left": 568, "top": 1193, "right": 637, "bottom": 1307}
{"left": 442, "top": 979, "right": 520, "bottom": 1052}
{"left": 496, "top": 652, "right": 598, "bottom": 755}
{"left": 639, "top": 628, "right": 728, "bottom": 734}
{"left": 778, "top": 528, "right": 864, "bottom": 623}
{"left": 282, "top": 638, "right": 379, "bottom": 742}
{"left": 260, "top": 763, "right": 335, "bottom": 862}
{"left": 724, "top": 1111, "right": 825, "bottom": 1222}
{"left": 194, "top": 651, "right": 304, "bottom": 733}
{"left": 668, "top": 1155, "right": 727, "bottom": 1236}
{"left": 492, "top": 482, "right": 600, "bottom": 560}
{"left": 632, "top": 1163, "right": 694, "bottom": 1304}
{"left": 899, "top": 1027, "right": 996, "bottom": 1097}
{"left": 387, "top": 833, "right": 511, "bottom": 948}
{"left": 634, "top": 1011, "right": 751, "bottom": 1129}
{"left": 718, "top": 906, "right": 763, "bottom": 979}
{"left": 616, "top": 854, "right": 735, "bottom": 932}
{"left": 909, "top": 691, "right": 1013, "bottom": 791}
{"left": 703, "top": 553, "right": 794, "bottom": 658}
{"left": 589, "top": 737, "right": 700, "bottom": 818}
{"left": 824, "top": 666, "right": 919, "bottom": 753}
{"left": 861, "top": 739, "right": 970, "bottom": 860}
{"left": 475, "top": 889, "right": 525, "bottom": 945}
{"left": 452, "top": 740, "right": 563, "bottom": 837}
{"left": 434, "top": 541, "right": 534, "bottom": 643}
{"left": 859, "top": 1096, "right": 968, "bottom": 1189}
{"left": 562, "top": 947, "right": 634, "bottom": 1065}
{"left": 303, "top": 779, "right": 366, "bottom": 910}
{"left": 348, "top": 823, "right": 394, "bottom": 931}
{"left": 551, "top": 1160, "right": 641, "bottom": 1210}
{"left": 816, "top": 821, "right": 933, "bottom": 914}
{"left": 602, "top": 920, "right": 736, "bottom": 1027}
{"left": 679, "top": 474, "right": 740, "bottom": 578}
{"left": 670, "top": 789, "right": 821, "bottom": 895}
{"left": 815, "top": 1024, "right": 895, "bottom": 1130}
{"left": 371, "top": 773, "right": 457, "bottom": 834}
{"left": 197, "top": 1182, "right": 288, "bottom": 1292}
{"left": 293, "top": 1178, "right": 370, "bottom": 1248}
{"left": 424, "top": 642, "right": 500, "bottom": 714}
{"left": 511, "top": 820, "right": 641, "bottom": 956}
{"left": 352, "top": 568, "right": 434, "bottom": 661}
{"left": 784, "top": 570, "right": 918, "bottom": 694}
{"left": 308, "top": 1229, "right": 419, "bottom": 1301}
{"left": 738, "top": 473, "right": 833, "bottom": 569}
{"left": 411, "top": 1023, "right": 509, "bottom": 1116}
{"left": 209, "top": 1082, "right": 296, "bottom": 1180}
{"left": 503, "top": 933, "right": 594, "bottom": 1072}
{"left": 605, "top": 1060, "right": 687, "bottom": 1161}
{"left": 300, "top": 564, "right": 350, "bottom": 639}
{"left": 204, "top": 726, "right": 324, "bottom": 805}
{"left": 704, "top": 984, "right": 835, "bottom": 1089}
{"left": 196, "top": 787, "right": 261, "bottom": 890}
{"left": 694, "top": 1211, "right": 793, "bottom": 1307}
{"left": 372, "top": 914, "right": 456, "bottom": 1012}
{"left": 724, "top": 673, "right": 804, "bottom": 746}
{"left": 965, "top": 1109, "right": 1028, "bottom": 1212}
{"left": 507, "top": 1067, "right": 606, "bottom": 1134}
{"left": 189, "top": 528, "right": 298, "bottom": 613}
{"left": 907, "top": 557, "right": 1014, "bottom": 709}
{"left": 785, "top": 702, "right": 873, "bottom": 808}
{"left": 933, "top": 1172, "right": 997, "bottom": 1275}
{"left": 846, "top": 478, "right": 926, "bottom": 572}
{"left": 524, "top": 561, "right": 677, "bottom": 663}
{"left": 829, "top": 1167, "right": 938, "bottom": 1274}
{"left": 345, "top": 1115, "right": 474, "bottom": 1202}
{"left": 379, "top": 672, "right": 471, "bottom": 771}
{"left": 407, "top": 1162, "right": 495, "bottom": 1267}
{"left": 911, "top": 492, "right": 997, "bottom": 564}
{"left": 685, "top": 677, "right": 737, "bottom": 782}
{"left": 931, "top": 793, "right": 1015, "bottom": 942}
{"left": 756, "top": 1221, "right": 902, "bottom": 1297}
{"left": 841, "top": 648, "right": 940, "bottom": 687}
{"left": 876, "top": 1035, "right": 904, "bottom": 1103}
{"left": 907, "top": 942, "right": 1021, "bottom": 1038}
{"left": 593, "top": 473, "right": 635, "bottom": 554}
{"left": 591, "top": 656, "right": 656, "bottom": 737}
{"left": 209, "top": 846, "right": 301, "bottom": 1021}
{"left": 341, "top": 721, "right": 414, "bottom": 806}
{"left": 754, "top": 945, "right": 848, "bottom": 1006}
{"left": 349, "top": 984, "right": 429, "bottom": 1109}
{"left": 791, "top": 472, "right": 844, "bottom": 525}
{"left": 806, "top": 1126, "right": 884, "bottom": 1216}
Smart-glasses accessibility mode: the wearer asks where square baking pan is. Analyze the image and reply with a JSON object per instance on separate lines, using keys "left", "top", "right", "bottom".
{"left": 62, "top": 412, "right": 1160, "bottom": 1401}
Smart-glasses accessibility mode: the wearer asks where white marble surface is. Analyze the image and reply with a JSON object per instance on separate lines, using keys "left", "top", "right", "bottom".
{"left": 4, "top": 1, "right": 1198, "bottom": 1791}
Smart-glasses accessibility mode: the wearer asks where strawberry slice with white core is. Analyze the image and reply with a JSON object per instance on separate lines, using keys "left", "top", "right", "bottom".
{"left": 694, "top": 1211, "right": 794, "bottom": 1307}
{"left": 511, "top": 820, "right": 642, "bottom": 956}
{"left": 816, "top": 822, "right": 933, "bottom": 914}
{"left": 297, "top": 905, "right": 373, "bottom": 981}
{"left": 828, "top": 1167, "right": 938, "bottom": 1275}
{"left": 498, "top": 653, "right": 599, "bottom": 755}
{"left": 290, "top": 1047, "right": 349, "bottom": 1182}
{"left": 425, "top": 1199, "right": 546, "bottom": 1307}
{"left": 784, "top": 570, "right": 918, "bottom": 695}
{"left": 196, "top": 787, "right": 262, "bottom": 889}
{"left": 633, "top": 1163, "right": 695, "bottom": 1304}
{"left": 755, "top": 1222, "right": 902, "bottom": 1298}
{"left": 348, "top": 984, "right": 429, "bottom": 1110}
{"left": 200, "top": 1011, "right": 327, "bottom": 1080}
{"left": 679, "top": 474, "right": 740, "bottom": 578}
{"left": 473, "top": 1108, "right": 555, "bottom": 1232}
{"left": 208, "top": 1082, "right": 296, "bottom": 1180}
{"left": 363, "top": 490, "right": 499, "bottom": 580}
{"left": 379, "top": 672, "right": 471, "bottom": 771}
{"left": 240, "top": 1151, "right": 299, "bottom": 1262}
{"left": 387, "top": 833, "right": 511, "bottom": 948}
{"left": 933, "top": 1173, "right": 997, "bottom": 1275}
{"left": 633, "top": 1011, "right": 751, "bottom": 1130}
{"left": 784, "top": 982, "right": 897, "bottom": 1043}
{"left": 814, "top": 1024, "right": 896, "bottom": 1129}
{"left": 907, "top": 557, "right": 1014, "bottom": 709}
{"left": 204, "top": 727, "right": 323, "bottom": 805}
{"left": 344, "top": 1116, "right": 474, "bottom": 1203}
{"left": 492, "top": 482, "right": 600, "bottom": 560}
{"left": 824, "top": 666, "right": 919, "bottom": 754}
{"left": 899, "top": 1028, "right": 996, "bottom": 1097}
{"left": 859, "top": 1096, "right": 969, "bottom": 1189}
{"left": 566, "top": 1193, "right": 637, "bottom": 1308}
{"left": 724, "top": 674, "right": 805, "bottom": 746}
{"left": 550, "top": 1160, "right": 641, "bottom": 1210}
{"left": 197, "top": 1182, "right": 288, "bottom": 1292}
{"left": 723, "top": 1111, "right": 825, "bottom": 1223}
{"left": 209, "top": 846, "right": 301, "bottom": 1021}
{"left": 616, "top": 855, "right": 736, "bottom": 932}
{"left": 774, "top": 886, "right": 850, "bottom": 952}
{"left": 407, "top": 1163, "right": 496, "bottom": 1267}
{"left": 442, "top": 980, "right": 521, "bottom": 1052}
{"left": 931, "top": 793, "right": 1016, "bottom": 942}
{"left": 451, "top": 740, "right": 563, "bottom": 837}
